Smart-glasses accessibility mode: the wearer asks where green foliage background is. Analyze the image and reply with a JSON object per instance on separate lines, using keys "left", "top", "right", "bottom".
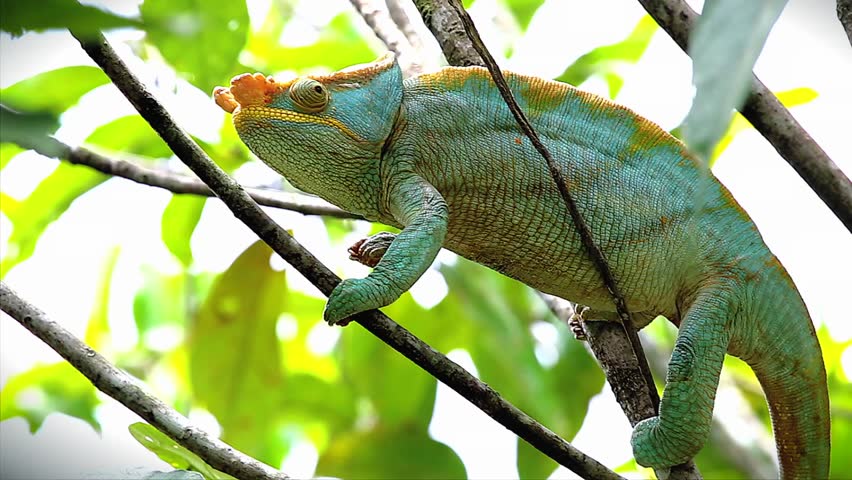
{"left": 1, "top": 0, "right": 849, "bottom": 479}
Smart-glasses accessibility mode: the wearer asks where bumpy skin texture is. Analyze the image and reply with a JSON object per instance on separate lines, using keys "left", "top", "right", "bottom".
{"left": 214, "top": 55, "right": 830, "bottom": 478}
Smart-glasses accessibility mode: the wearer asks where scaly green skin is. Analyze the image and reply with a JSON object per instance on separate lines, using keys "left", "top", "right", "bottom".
{"left": 214, "top": 55, "right": 830, "bottom": 478}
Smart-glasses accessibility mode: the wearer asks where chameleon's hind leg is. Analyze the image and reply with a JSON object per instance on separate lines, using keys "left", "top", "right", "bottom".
{"left": 631, "top": 285, "right": 733, "bottom": 467}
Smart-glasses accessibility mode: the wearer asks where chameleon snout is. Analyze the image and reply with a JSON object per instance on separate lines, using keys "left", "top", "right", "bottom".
{"left": 213, "top": 72, "right": 284, "bottom": 114}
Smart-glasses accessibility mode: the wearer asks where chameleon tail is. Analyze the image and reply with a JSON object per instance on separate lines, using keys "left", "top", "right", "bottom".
{"left": 739, "top": 265, "right": 830, "bottom": 479}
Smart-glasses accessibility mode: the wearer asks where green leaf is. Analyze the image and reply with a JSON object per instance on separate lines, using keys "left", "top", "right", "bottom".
{"left": 316, "top": 428, "right": 466, "bottom": 480}
{"left": 189, "top": 241, "right": 288, "bottom": 465}
{"left": 0, "top": 162, "right": 107, "bottom": 277}
{"left": 503, "top": 0, "right": 545, "bottom": 30}
{"left": 0, "top": 362, "right": 100, "bottom": 432}
{"left": 0, "top": 66, "right": 110, "bottom": 115}
{"left": 141, "top": 0, "right": 249, "bottom": 92}
{"left": 555, "top": 15, "right": 657, "bottom": 98}
{"left": 683, "top": 0, "right": 788, "bottom": 162}
{"left": 85, "top": 115, "right": 171, "bottom": 158}
{"left": 1, "top": 0, "right": 141, "bottom": 36}
{"left": 0, "top": 105, "right": 63, "bottom": 157}
{"left": 128, "top": 423, "right": 232, "bottom": 480}
{"left": 161, "top": 195, "right": 206, "bottom": 267}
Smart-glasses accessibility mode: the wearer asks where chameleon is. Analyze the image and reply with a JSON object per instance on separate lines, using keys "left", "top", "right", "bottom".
{"left": 213, "top": 53, "right": 830, "bottom": 478}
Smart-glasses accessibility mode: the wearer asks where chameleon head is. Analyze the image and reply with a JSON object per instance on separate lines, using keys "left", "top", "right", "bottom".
{"left": 213, "top": 53, "right": 403, "bottom": 212}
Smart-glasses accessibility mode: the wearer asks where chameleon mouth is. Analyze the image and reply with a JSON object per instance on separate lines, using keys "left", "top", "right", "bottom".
{"left": 213, "top": 72, "right": 288, "bottom": 115}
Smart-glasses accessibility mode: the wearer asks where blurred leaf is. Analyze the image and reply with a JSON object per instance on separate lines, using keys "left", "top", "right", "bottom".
{"left": 0, "top": 162, "right": 107, "bottom": 277}
{"left": 85, "top": 246, "right": 121, "bottom": 350}
{"left": 0, "top": 66, "right": 109, "bottom": 115}
{"left": 338, "top": 298, "right": 438, "bottom": 429}
{"left": 1, "top": 0, "right": 141, "bottom": 36}
{"left": 161, "top": 195, "right": 206, "bottom": 266}
{"left": 85, "top": 115, "right": 171, "bottom": 158}
{"left": 189, "top": 241, "right": 287, "bottom": 465}
{"left": 128, "top": 423, "right": 232, "bottom": 480}
{"left": 141, "top": 0, "right": 248, "bottom": 92}
{"left": 0, "top": 105, "right": 64, "bottom": 157}
{"left": 503, "top": 0, "right": 545, "bottom": 30}
{"left": 280, "top": 374, "right": 357, "bottom": 434}
{"left": 709, "top": 87, "right": 817, "bottom": 165}
{"left": 247, "top": 13, "right": 376, "bottom": 74}
{"left": 1, "top": 142, "right": 25, "bottom": 170}
{"left": 684, "top": 0, "right": 787, "bottom": 161}
{"left": 556, "top": 15, "right": 657, "bottom": 98}
{"left": 0, "top": 362, "right": 100, "bottom": 432}
{"left": 316, "top": 427, "right": 466, "bottom": 479}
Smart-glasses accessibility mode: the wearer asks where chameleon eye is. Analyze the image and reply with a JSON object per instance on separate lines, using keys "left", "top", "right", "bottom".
{"left": 289, "top": 78, "right": 329, "bottom": 113}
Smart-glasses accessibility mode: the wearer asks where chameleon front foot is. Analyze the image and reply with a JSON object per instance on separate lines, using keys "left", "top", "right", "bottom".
{"left": 348, "top": 231, "right": 396, "bottom": 267}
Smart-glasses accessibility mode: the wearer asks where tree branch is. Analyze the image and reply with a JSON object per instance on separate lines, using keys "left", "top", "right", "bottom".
{"left": 637, "top": 0, "right": 852, "bottom": 232}
{"left": 0, "top": 282, "right": 290, "bottom": 480}
{"left": 838, "top": 0, "right": 852, "bottom": 46}
{"left": 69, "top": 30, "right": 620, "bottom": 480}
{"left": 17, "top": 135, "right": 361, "bottom": 220}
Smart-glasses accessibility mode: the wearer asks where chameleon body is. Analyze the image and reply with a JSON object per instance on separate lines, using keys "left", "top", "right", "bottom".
{"left": 214, "top": 54, "right": 830, "bottom": 478}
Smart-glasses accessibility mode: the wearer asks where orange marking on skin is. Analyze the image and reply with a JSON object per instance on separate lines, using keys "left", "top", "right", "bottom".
{"left": 660, "top": 216, "right": 669, "bottom": 227}
{"left": 514, "top": 137, "right": 522, "bottom": 145}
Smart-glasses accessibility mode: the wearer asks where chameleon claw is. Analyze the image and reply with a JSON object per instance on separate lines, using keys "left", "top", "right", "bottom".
{"left": 347, "top": 232, "right": 396, "bottom": 268}
{"left": 569, "top": 305, "right": 590, "bottom": 341}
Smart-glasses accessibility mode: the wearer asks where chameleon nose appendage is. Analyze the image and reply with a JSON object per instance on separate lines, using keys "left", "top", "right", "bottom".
{"left": 213, "top": 72, "right": 284, "bottom": 114}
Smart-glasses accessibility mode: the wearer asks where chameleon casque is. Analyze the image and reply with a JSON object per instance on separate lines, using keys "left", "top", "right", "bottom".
{"left": 213, "top": 53, "right": 830, "bottom": 478}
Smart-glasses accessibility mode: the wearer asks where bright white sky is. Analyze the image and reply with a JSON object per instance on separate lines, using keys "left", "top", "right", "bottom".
{"left": 1, "top": 0, "right": 850, "bottom": 478}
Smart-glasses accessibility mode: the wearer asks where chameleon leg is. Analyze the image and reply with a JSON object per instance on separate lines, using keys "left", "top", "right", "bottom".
{"left": 631, "top": 286, "right": 733, "bottom": 468}
{"left": 348, "top": 232, "right": 396, "bottom": 267}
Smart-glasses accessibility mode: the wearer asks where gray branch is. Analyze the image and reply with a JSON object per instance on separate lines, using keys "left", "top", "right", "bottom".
{"left": 68, "top": 30, "right": 620, "bottom": 480}
{"left": 638, "top": 0, "right": 852, "bottom": 232}
{"left": 17, "top": 135, "right": 361, "bottom": 220}
{"left": 0, "top": 282, "right": 290, "bottom": 480}
{"left": 838, "top": 0, "right": 852, "bottom": 46}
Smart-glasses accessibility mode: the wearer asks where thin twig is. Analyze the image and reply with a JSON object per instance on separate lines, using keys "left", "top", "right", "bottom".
{"left": 0, "top": 282, "right": 290, "bottom": 480}
{"left": 348, "top": 0, "right": 422, "bottom": 75}
{"left": 17, "top": 135, "right": 361, "bottom": 220}
{"left": 70, "top": 30, "right": 621, "bottom": 480}
{"left": 445, "top": 0, "right": 660, "bottom": 414}
{"left": 637, "top": 0, "right": 852, "bottom": 232}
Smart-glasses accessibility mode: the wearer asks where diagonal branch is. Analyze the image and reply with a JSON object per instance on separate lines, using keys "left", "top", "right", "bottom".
{"left": 17, "top": 135, "right": 360, "bottom": 219}
{"left": 638, "top": 0, "right": 852, "bottom": 232}
{"left": 69, "top": 30, "right": 620, "bottom": 480}
{"left": 0, "top": 282, "right": 290, "bottom": 480}
{"left": 444, "top": 0, "right": 661, "bottom": 415}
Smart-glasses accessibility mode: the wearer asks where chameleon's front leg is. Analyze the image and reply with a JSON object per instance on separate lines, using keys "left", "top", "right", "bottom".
{"left": 324, "top": 175, "right": 448, "bottom": 325}
{"left": 631, "top": 286, "right": 733, "bottom": 467}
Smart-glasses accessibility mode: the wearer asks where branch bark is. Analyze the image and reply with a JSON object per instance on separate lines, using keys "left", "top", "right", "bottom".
{"left": 637, "top": 0, "right": 852, "bottom": 232}
{"left": 68, "top": 30, "right": 620, "bottom": 480}
{"left": 838, "top": 0, "right": 852, "bottom": 46}
{"left": 17, "top": 135, "right": 360, "bottom": 220}
{"left": 0, "top": 282, "right": 290, "bottom": 480}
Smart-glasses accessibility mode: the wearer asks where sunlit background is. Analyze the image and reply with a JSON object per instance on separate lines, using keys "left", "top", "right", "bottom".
{"left": 1, "top": 0, "right": 850, "bottom": 478}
